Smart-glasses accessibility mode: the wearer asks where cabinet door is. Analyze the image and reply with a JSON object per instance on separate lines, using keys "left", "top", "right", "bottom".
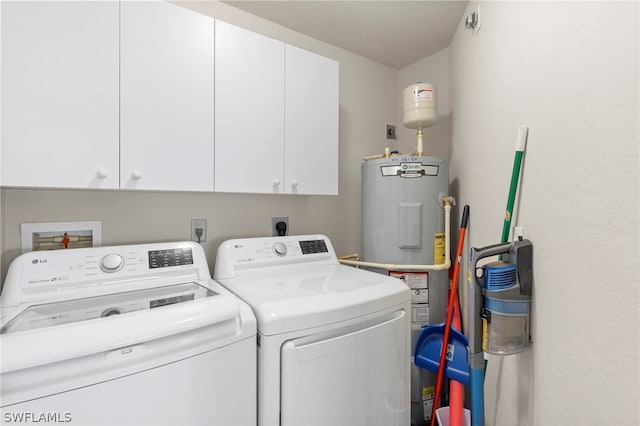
{"left": 215, "top": 21, "right": 285, "bottom": 194}
{"left": 120, "top": 2, "right": 215, "bottom": 191}
{"left": 1, "top": 2, "right": 119, "bottom": 188}
{"left": 285, "top": 45, "right": 339, "bottom": 195}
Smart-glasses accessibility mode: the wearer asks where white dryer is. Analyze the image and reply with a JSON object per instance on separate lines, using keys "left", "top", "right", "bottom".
{"left": 214, "top": 235, "right": 411, "bottom": 426}
{"left": 0, "top": 241, "right": 256, "bottom": 425}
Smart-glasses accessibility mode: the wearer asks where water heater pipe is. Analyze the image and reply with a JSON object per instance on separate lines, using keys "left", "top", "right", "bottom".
{"left": 362, "top": 147, "right": 392, "bottom": 161}
{"left": 416, "top": 128, "right": 424, "bottom": 157}
{"left": 338, "top": 196, "right": 453, "bottom": 271}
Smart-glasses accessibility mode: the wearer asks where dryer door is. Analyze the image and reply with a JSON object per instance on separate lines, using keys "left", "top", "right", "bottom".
{"left": 280, "top": 310, "right": 410, "bottom": 426}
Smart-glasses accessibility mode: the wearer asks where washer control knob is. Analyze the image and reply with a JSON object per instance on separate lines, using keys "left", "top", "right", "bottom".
{"left": 273, "top": 242, "right": 287, "bottom": 257}
{"left": 100, "top": 253, "right": 125, "bottom": 273}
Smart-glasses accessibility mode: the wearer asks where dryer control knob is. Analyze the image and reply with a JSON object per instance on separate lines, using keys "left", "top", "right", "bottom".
{"left": 100, "top": 253, "right": 125, "bottom": 273}
{"left": 273, "top": 242, "right": 287, "bottom": 257}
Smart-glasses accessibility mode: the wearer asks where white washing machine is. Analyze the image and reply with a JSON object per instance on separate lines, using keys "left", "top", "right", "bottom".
{"left": 0, "top": 241, "right": 257, "bottom": 425}
{"left": 214, "top": 235, "right": 411, "bottom": 426}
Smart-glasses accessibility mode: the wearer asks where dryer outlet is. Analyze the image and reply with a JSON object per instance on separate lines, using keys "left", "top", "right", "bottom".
{"left": 272, "top": 217, "right": 289, "bottom": 236}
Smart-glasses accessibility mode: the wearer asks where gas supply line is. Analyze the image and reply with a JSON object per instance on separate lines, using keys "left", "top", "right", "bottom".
{"left": 338, "top": 195, "right": 454, "bottom": 271}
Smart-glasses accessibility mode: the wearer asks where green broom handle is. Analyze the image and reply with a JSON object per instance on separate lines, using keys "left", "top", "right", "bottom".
{"left": 488, "top": 126, "right": 528, "bottom": 379}
{"left": 501, "top": 126, "right": 528, "bottom": 243}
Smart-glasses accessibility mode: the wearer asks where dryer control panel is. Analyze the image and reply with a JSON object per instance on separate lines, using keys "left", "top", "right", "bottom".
{"left": 214, "top": 235, "right": 338, "bottom": 279}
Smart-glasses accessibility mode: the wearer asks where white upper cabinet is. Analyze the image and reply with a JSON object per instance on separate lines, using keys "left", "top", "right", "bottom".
{"left": 214, "top": 21, "right": 285, "bottom": 194}
{"left": 214, "top": 22, "right": 340, "bottom": 195}
{"left": 285, "top": 45, "right": 339, "bottom": 195}
{"left": 120, "top": 2, "right": 215, "bottom": 191}
{"left": 1, "top": 2, "right": 119, "bottom": 189}
{"left": 1, "top": 1, "right": 338, "bottom": 195}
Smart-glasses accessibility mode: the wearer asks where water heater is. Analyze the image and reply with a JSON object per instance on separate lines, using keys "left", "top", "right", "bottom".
{"left": 361, "top": 155, "right": 449, "bottom": 426}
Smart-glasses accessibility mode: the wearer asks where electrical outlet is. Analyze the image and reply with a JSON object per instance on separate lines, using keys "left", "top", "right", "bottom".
{"left": 272, "top": 217, "right": 289, "bottom": 236}
{"left": 191, "top": 219, "right": 207, "bottom": 243}
{"left": 386, "top": 124, "right": 396, "bottom": 140}
{"left": 514, "top": 226, "right": 524, "bottom": 241}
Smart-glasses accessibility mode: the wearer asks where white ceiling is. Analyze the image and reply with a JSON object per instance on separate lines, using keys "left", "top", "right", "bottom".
{"left": 222, "top": 1, "right": 469, "bottom": 70}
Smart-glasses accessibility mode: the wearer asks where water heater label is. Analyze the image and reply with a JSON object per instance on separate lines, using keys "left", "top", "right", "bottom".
{"left": 412, "top": 288, "right": 428, "bottom": 304}
{"left": 422, "top": 386, "right": 434, "bottom": 421}
{"left": 390, "top": 271, "right": 428, "bottom": 289}
{"left": 380, "top": 163, "right": 439, "bottom": 178}
{"left": 411, "top": 304, "right": 429, "bottom": 322}
{"left": 434, "top": 233, "right": 446, "bottom": 264}
{"left": 391, "top": 272, "right": 429, "bottom": 320}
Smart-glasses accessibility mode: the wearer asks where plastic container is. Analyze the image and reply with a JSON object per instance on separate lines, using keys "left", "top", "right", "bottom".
{"left": 482, "top": 301, "right": 531, "bottom": 355}
{"left": 402, "top": 82, "right": 437, "bottom": 129}
{"left": 436, "top": 407, "right": 471, "bottom": 426}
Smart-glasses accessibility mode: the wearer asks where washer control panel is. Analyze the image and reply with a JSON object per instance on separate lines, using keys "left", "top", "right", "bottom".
{"left": 1, "top": 242, "right": 208, "bottom": 306}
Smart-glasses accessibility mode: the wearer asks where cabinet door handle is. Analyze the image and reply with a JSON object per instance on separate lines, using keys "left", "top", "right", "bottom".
{"left": 131, "top": 171, "right": 143, "bottom": 180}
{"left": 96, "top": 170, "right": 109, "bottom": 179}
{"left": 291, "top": 180, "right": 299, "bottom": 187}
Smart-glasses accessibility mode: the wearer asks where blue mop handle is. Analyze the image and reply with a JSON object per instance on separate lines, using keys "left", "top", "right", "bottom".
{"left": 470, "top": 364, "right": 485, "bottom": 426}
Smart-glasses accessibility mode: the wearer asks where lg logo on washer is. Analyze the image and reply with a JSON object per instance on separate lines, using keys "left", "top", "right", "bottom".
{"left": 31, "top": 258, "right": 47, "bottom": 264}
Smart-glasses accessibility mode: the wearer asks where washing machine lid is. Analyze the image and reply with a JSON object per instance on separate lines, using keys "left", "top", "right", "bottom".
{"left": 1, "top": 282, "right": 216, "bottom": 334}
{"left": 217, "top": 263, "right": 410, "bottom": 335}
